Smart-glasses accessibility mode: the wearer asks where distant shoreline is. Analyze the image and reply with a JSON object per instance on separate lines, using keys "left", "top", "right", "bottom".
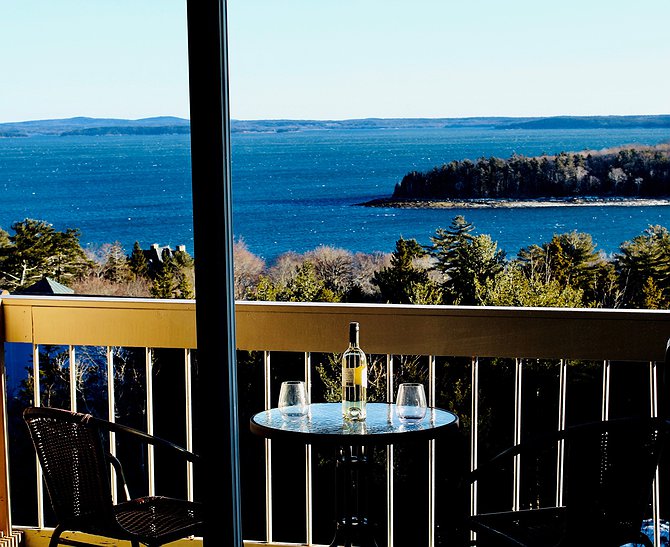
{"left": 359, "top": 197, "right": 670, "bottom": 209}
{"left": 1, "top": 114, "right": 669, "bottom": 137}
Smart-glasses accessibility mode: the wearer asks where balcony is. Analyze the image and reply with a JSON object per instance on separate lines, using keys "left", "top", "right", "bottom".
{"left": 1, "top": 295, "right": 670, "bottom": 546}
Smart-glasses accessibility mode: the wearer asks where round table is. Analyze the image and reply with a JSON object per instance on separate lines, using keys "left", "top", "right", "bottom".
{"left": 251, "top": 402, "right": 459, "bottom": 547}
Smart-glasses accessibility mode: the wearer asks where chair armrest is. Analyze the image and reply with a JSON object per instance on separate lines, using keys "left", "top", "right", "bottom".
{"left": 468, "top": 416, "right": 670, "bottom": 484}
{"left": 91, "top": 416, "right": 200, "bottom": 464}
{"left": 106, "top": 451, "right": 132, "bottom": 501}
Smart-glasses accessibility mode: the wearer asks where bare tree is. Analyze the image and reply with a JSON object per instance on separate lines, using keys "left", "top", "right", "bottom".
{"left": 351, "top": 251, "right": 391, "bottom": 298}
{"left": 71, "top": 275, "right": 151, "bottom": 297}
{"left": 233, "top": 239, "right": 265, "bottom": 299}
{"left": 267, "top": 251, "right": 304, "bottom": 286}
{"left": 305, "top": 246, "right": 354, "bottom": 294}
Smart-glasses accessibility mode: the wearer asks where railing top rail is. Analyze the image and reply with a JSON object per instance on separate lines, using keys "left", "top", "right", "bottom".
{"left": 3, "top": 294, "right": 669, "bottom": 319}
{"left": 235, "top": 301, "right": 670, "bottom": 361}
{"left": 1, "top": 295, "right": 196, "bottom": 349}
{"left": 0, "top": 294, "right": 196, "bottom": 309}
{"left": 2, "top": 295, "right": 670, "bottom": 361}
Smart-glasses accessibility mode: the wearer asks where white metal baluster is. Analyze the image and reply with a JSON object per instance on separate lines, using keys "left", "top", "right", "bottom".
{"left": 386, "top": 354, "right": 395, "bottom": 402}
{"left": 650, "top": 360, "right": 661, "bottom": 546}
{"left": 263, "top": 350, "right": 273, "bottom": 544}
{"left": 556, "top": 359, "right": 567, "bottom": 507}
{"left": 304, "top": 352, "right": 313, "bottom": 546}
{"left": 428, "top": 355, "right": 436, "bottom": 547}
{"left": 470, "top": 356, "right": 479, "bottom": 545}
{"left": 106, "top": 347, "right": 118, "bottom": 503}
{"left": 386, "top": 354, "right": 394, "bottom": 547}
{"left": 601, "top": 360, "right": 610, "bottom": 421}
{"left": 512, "top": 358, "right": 523, "bottom": 511}
{"left": 33, "top": 344, "right": 44, "bottom": 529}
{"left": 185, "top": 349, "right": 194, "bottom": 502}
{"left": 145, "top": 347, "right": 155, "bottom": 496}
{"left": 68, "top": 346, "right": 77, "bottom": 412}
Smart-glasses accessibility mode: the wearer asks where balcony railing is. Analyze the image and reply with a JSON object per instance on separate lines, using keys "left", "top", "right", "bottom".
{"left": 2, "top": 295, "right": 670, "bottom": 546}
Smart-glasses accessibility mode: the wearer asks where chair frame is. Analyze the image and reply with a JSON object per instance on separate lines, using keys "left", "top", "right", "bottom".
{"left": 24, "top": 406, "right": 202, "bottom": 547}
{"left": 459, "top": 417, "right": 670, "bottom": 547}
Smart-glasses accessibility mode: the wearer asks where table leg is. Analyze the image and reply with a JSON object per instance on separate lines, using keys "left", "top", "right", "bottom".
{"left": 329, "top": 445, "right": 379, "bottom": 547}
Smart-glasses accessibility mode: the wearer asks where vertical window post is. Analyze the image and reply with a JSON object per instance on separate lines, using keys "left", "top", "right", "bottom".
{"left": 186, "top": 0, "right": 242, "bottom": 545}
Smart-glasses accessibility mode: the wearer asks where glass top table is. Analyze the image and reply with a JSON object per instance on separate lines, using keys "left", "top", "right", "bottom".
{"left": 251, "top": 402, "right": 460, "bottom": 546}
{"left": 250, "top": 402, "right": 459, "bottom": 445}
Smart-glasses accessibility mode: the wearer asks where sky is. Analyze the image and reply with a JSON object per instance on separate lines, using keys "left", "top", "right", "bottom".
{"left": 1, "top": 0, "right": 669, "bottom": 123}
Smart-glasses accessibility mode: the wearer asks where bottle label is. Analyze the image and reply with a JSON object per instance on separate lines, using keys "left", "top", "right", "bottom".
{"left": 354, "top": 365, "right": 367, "bottom": 387}
{"left": 343, "top": 366, "right": 367, "bottom": 387}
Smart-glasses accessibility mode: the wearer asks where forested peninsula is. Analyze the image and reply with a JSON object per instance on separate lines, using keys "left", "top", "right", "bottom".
{"left": 364, "top": 145, "right": 670, "bottom": 208}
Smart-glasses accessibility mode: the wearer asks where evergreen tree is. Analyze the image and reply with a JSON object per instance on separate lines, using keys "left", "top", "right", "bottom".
{"left": 249, "top": 275, "right": 279, "bottom": 301}
{"left": 517, "top": 231, "right": 615, "bottom": 306}
{"left": 615, "top": 225, "right": 670, "bottom": 308}
{"left": 0, "top": 219, "right": 90, "bottom": 290}
{"left": 372, "top": 237, "right": 442, "bottom": 304}
{"left": 428, "top": 216, "right": 505, "bottom": 304}
{"left": 642, "top": 277, "right": 665, "bottom": 310}
{"left": 173, "top": 246, "right": 194, "bottom": 269}
{"left": 128, "top": 241, "right": 149, "bottom": 279}
{"left": 176, "top": 273, "right": 194, "bottom": 299}
{"left": 148, "top": 248, "right": 194, "bottom": 299}
{"left": 0, "top": 228, "right": 10, "bottom": 249}
{"left": 172, "top": 247, "right": 195, "bottom": 298}
{"left": 281, "top": 262, "right": 340, "bottom": 302}
{"left": 150, "top": 249, "right": 177, "bottom": 298}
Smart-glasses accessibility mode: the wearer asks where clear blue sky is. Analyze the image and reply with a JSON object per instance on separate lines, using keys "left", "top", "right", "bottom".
{"left": 1, "top": 0, "right": 668, "bottom": 123}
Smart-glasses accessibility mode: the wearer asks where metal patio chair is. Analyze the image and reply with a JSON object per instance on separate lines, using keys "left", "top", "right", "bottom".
{"left": 458, "top": 417, "right": 670, "bottom": 547}
{"left": 24, "top": 406, "right": 203, "bottom": 547}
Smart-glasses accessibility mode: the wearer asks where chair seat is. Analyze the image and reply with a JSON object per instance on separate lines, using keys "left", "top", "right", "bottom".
{"left": 115, "top": 496, "right": 203, "bottom": 545}
{"left": 468, "top": 507, "right": 566, "bottom": 547}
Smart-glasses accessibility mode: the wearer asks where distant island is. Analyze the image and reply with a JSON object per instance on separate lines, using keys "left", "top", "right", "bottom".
{"left": 0, "top": 116, "right": 191, "bottom": 137}
{"left": 228, "top": 115, "right": 670, "bottom": 133}
{"left": 1, "top": 114, "right": 670, "bottom": 137}
{"left": 360, "top": 145, "right": 670, "bottom": 209}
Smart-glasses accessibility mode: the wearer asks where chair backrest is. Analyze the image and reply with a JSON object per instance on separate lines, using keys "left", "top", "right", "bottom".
{"left": 561, "top": 417, "right": 670, "bottom": 544}
{"left": 23, "top": 407, "right": 118, "bottom": 531}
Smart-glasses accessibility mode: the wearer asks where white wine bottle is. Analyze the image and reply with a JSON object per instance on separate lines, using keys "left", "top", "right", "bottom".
{"left": 342, "top": 322, "right": 367, "bottom": 421}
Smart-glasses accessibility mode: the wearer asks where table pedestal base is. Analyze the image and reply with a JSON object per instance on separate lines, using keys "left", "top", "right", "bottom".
{"left": 329, "top": 445, "right": 379, "bottom": 547}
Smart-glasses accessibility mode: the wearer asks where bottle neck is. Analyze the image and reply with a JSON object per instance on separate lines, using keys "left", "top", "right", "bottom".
{"left": 349, "top": 322, "right": 360, "bottom": 347}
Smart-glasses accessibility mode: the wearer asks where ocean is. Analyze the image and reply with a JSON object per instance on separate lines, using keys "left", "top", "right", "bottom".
{"left": 1, "top": 126, "right": 669, "bottom": 262}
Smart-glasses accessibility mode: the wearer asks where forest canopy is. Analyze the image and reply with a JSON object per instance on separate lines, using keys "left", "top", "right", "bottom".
{"left": 390, "top": 145, "right": 670, "bottom": 201}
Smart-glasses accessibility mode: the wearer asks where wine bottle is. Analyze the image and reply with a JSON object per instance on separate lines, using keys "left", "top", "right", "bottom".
{"left": 342, "top": 321, "right": 367, "bottom": 421}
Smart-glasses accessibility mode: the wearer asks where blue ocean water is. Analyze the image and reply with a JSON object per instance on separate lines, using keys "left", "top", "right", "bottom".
{"left": 1, "top": 126, "right": 669, "bottom": 262}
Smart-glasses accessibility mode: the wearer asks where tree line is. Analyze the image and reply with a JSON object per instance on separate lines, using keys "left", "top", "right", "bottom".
{"left": 238, "top": 216, "right": 670, "bottom": 310}
{"left": 4, "top": 215, "right": 670, "bottom": 310}
{"left": 0, "top": 219, "right": 193, "bottom": 298}
{"left": 392, "top": 145, "right": 670, "bottom": 201}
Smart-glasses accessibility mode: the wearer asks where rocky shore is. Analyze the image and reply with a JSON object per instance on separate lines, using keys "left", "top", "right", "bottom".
{"left": 359, "top": 197, "right": 670, "bottom": 209}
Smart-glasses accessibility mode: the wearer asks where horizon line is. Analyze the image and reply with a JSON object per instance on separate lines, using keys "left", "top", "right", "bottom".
{"left": 2, "top": 113, "right": 670, "bottom": 125}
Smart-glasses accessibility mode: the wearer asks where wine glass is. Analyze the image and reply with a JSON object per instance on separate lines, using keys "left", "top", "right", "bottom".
{"left": 278, "top": 381, "right": 309, "bottom": 421}
{"left": 396, "top": 383, "right": 427, "bottom": 423}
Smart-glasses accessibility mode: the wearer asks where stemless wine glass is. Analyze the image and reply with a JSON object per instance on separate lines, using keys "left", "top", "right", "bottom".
{"left": 278, "top": 380, "right": 309, "bottom": 421}
{"left": 396, "top": 383, "right": 427, "bottom": 423}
